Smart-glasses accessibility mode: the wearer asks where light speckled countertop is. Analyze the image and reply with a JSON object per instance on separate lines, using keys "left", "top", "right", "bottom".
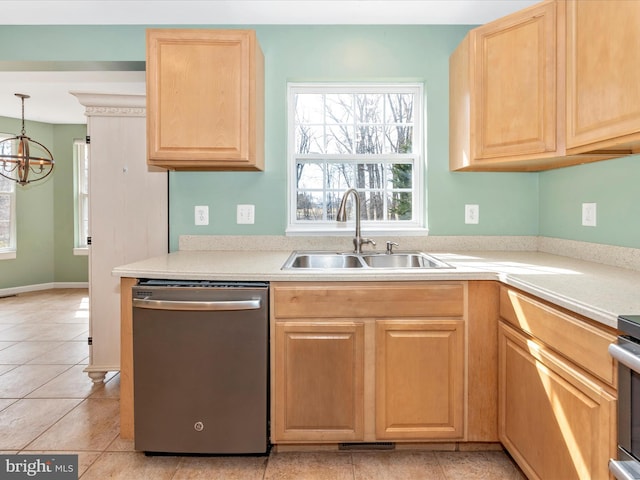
{"left": 112, "top": 249, "right": 640, "bottom": 329}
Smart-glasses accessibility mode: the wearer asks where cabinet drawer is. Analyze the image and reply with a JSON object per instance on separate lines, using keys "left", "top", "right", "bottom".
{"left": 499, "top": 286, "right": 616, "bottom": 387}
{"left": 272, "top": 282, "right": 465, "bottom": 319}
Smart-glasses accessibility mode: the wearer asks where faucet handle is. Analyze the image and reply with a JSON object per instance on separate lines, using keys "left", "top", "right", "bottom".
{"left": 361, "top": 238, "right": 376, "bottom": 249}
{"left": 385, "top": 241, "right": 399, "bottom": 254}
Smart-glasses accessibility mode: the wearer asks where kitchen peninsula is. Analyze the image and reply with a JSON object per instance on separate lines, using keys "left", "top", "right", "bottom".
{"left": 113, "top": 235, "right": 640, "bottom": 479}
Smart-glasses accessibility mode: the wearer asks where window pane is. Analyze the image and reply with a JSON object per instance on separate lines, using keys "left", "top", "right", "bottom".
{"left": 325, "top": 94, "right": 353, "bottom": 124}
{"left": 296, "top": 125, "right": 324, "bottom": 154}
{"left": 74, "top": 140, "right": 89, "bottom": 248}
{"left": 0, "top": 195, "right": 9, "bottom": 221}
{"left": 297, "top": 162, "right": 324, "bottom": 189}
{"left": 0, "top": 137, "right": 13, "bottom": 157}
{"left": 357, "top": 93, "right": 384, "bottom": 124}
{"left": 326, "top": 125, "right": 353, "bottom": 154}
{"left": 327, "top": 163, "right": 355, "bottom": 190}
{"left": 326, "top": 191, "right": 342, "bottom": 221}
{"left": 0, "top": 223, "right": 9, "bottom": 248}
{"left": 385, "top": 93, "right": 414, "bottom": 124}
{"left": 0, "top": 192, "right": 11, "bottom": 248}
{"left": 79, "top": 146, "right": 89, "bottom": 194}
{"left": 385, "top": 125, "right": 414, "bottom": 153}
{"left": 388, "top": 192, "right": 413, "bottom": 220}
{"left": 296, "top": 191, "right": 324, "bottom": 221}
{"left": 295, "top": 93, "right": 325, "bottom": 124}
{"left": 387, "top": 164, "right": 413, "bottom": 189}
{"left": 356, "top": 126, "right": 384, "bottom": 154}
{"left": 354, "top": 163, "right": 384, "bottom": 190}
{"left": 360, "top": 191, "right": 385, "bottom": 221}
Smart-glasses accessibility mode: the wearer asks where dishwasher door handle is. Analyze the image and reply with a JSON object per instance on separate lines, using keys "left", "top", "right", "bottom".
{"left": 133, "top": 298, "right": 262, "bottom": 312}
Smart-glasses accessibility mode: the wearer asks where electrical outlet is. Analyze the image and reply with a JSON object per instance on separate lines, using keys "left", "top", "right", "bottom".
{"left": 194, "top": 205, "right": 209, "bottom": 226}
{"left": 582, "top": 203, "right": 597, "bottom": 227}
{"left": 237, "top": 204, "right": 255, "bottom": 224}
{"left": 465, "top": 204, "right": 479, "bottom": 224}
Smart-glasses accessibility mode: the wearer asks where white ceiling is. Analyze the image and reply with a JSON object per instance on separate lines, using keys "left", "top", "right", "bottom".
{"left": 0, "top": 0, "right": 538, "bottom": 125}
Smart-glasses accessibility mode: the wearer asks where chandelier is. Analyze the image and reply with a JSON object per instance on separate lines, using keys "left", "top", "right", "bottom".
{"left": 0, "top": 93, "right": 55, "bottom": 186}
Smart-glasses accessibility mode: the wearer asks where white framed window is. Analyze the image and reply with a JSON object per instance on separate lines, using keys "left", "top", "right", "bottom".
{"left": 73, "top": 138, "right": 89, "bottom": 254}
{"left": 0, "top": 134, "right": 16, "bottom": 260}
{"left": 287, "top": 83, "right": 425, "bottom": 235}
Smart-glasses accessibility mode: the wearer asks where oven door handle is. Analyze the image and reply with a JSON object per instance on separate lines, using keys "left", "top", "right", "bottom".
{"left": 609, "top": 343, "right": 640, "bottom": 374}
{"left": 133, "top": 298, "right": 262, "bottom": 312}
{"left": 610, "top": 459, "right": 640, "bottom": 480}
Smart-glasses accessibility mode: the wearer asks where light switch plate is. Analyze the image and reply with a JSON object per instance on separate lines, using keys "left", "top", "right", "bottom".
{"left": 194, "top": 205, "right": 209, "bottom": 226}
{"left": 237, "top": 204, "right": 255, "bottom": 224}
{"left": 582, "top": 203, "right": 597, "bottom": 227}
{"left": 465, "top": 204, "right": 479, "bottom": 224}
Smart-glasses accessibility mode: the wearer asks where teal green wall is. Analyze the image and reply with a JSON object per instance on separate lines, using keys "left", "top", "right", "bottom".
{"left": 0, "top": 116, "right": 88, "bottom": 289}
{"left": 0, "top": 25, "right": 538, "bottom": 253}
{"left": 539, "top": 154, "right": 640, "bottom": 249}
{"left": 168, "top": 25, "right": 539, "bottom": 250}
{"left": 0, "top": 26, "right": 146, "bottom": 61}
{"left": 0, "top": 25, "right": 637, "bottom": 258}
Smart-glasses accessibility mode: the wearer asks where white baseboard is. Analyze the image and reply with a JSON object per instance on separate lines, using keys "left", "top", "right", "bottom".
{"left": 0, "top": 282, "right": 88, "bottom": 298}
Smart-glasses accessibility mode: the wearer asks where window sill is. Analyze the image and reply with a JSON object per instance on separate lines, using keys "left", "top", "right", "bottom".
{"left": 286, "top": 225, "right": 429, "bottom": 237}
{"left": 73, "top": 247, "right": 89, "bottom": 256}
{"left": 0, "top": 250, "right": 16, "bottom": 260}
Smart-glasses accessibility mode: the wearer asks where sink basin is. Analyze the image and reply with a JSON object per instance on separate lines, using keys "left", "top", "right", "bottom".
{"left": 361, "top": 253, "right": 448, "bottom": 269}
{"left": 281, "top": 251, "right": 452, "bottom": 270}
{"left": 288, "top": 253, "right": 364, "bottom": 269}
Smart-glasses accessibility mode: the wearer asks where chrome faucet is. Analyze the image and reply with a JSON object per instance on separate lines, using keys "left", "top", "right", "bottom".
{"left": 336, "top": 188, "right": 376, "bottom": 253}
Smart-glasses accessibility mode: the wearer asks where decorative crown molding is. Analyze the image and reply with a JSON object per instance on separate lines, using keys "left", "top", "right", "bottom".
{"left": 71, "top": 92, "right": 146, "bottom": 118}
{"left": 84, "top": 105, "right": 145, "bottom": 117}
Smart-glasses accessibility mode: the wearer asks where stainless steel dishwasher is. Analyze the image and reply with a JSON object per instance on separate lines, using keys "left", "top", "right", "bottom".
{"left": 132, "top": 279, "right": 269, "bottom": 454}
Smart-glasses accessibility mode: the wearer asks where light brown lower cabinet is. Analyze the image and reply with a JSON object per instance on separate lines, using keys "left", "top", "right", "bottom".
{"left": 273, "top": 321, "right": 365, "bottom": 442}
{"left": 499, "top": 321, "right": 616, "bottom": 480}
{"left": 376, "top": 320, "right": 465, "bottom": 440}
{"left": 270, "top": 281, "right": 469, "bottom": 444}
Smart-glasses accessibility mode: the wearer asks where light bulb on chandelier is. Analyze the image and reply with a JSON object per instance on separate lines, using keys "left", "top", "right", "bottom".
{"left": 0, "top": 93, "right": 55, "bottom": 186}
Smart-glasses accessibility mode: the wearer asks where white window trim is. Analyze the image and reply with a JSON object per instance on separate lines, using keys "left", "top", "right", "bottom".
{"left": 0, "top": 191, "right": 16, "bottom": 257}
{"left": 286, "top": 82, "right": 427, "bottom": 236}
{"left": 0, "top": 133, "right": 16, "bottom": 259}
{"left": 73, "top": 138, "right": 89, "bottom": 254}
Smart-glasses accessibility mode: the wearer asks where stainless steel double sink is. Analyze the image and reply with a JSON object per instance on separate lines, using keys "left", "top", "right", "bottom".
{"left": 281, "top": 251, "right": 453, "bottom": 270}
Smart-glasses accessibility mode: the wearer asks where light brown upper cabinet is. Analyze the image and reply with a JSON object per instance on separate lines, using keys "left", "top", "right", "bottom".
{"left": 449, "top": 0, "right": 624, "bottom": 172}
{"left": 450, "top": 1, "right": 563, "bottom": 171}
{"left": 146, "top": 29, "right": 265, "bottom": 171}
{"left": 566, "top": 0, "right": 640, "bottom": 155}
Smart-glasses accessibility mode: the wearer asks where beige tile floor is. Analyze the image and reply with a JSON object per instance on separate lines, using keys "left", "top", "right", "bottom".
{"left": 0, "top": 288, "right": 526, "bottom": 479}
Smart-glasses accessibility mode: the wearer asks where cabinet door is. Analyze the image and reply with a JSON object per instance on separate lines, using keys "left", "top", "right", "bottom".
{"left": 472, "top": 0, "right": 559, "bottom": 161}
{"left": 499, "top": 322, "right": 616, "bottom": 480}
{"left": 273, "top": 322, "right": 365, "bottom": 442}
{"left": 375, "top": 320, "right": 465, "bottom": 440}
{"left": 146, "top": 29, "right": 264, "bottom": 170}
{"left": 566, "top": 0, "right": 640, "bottom": 152}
